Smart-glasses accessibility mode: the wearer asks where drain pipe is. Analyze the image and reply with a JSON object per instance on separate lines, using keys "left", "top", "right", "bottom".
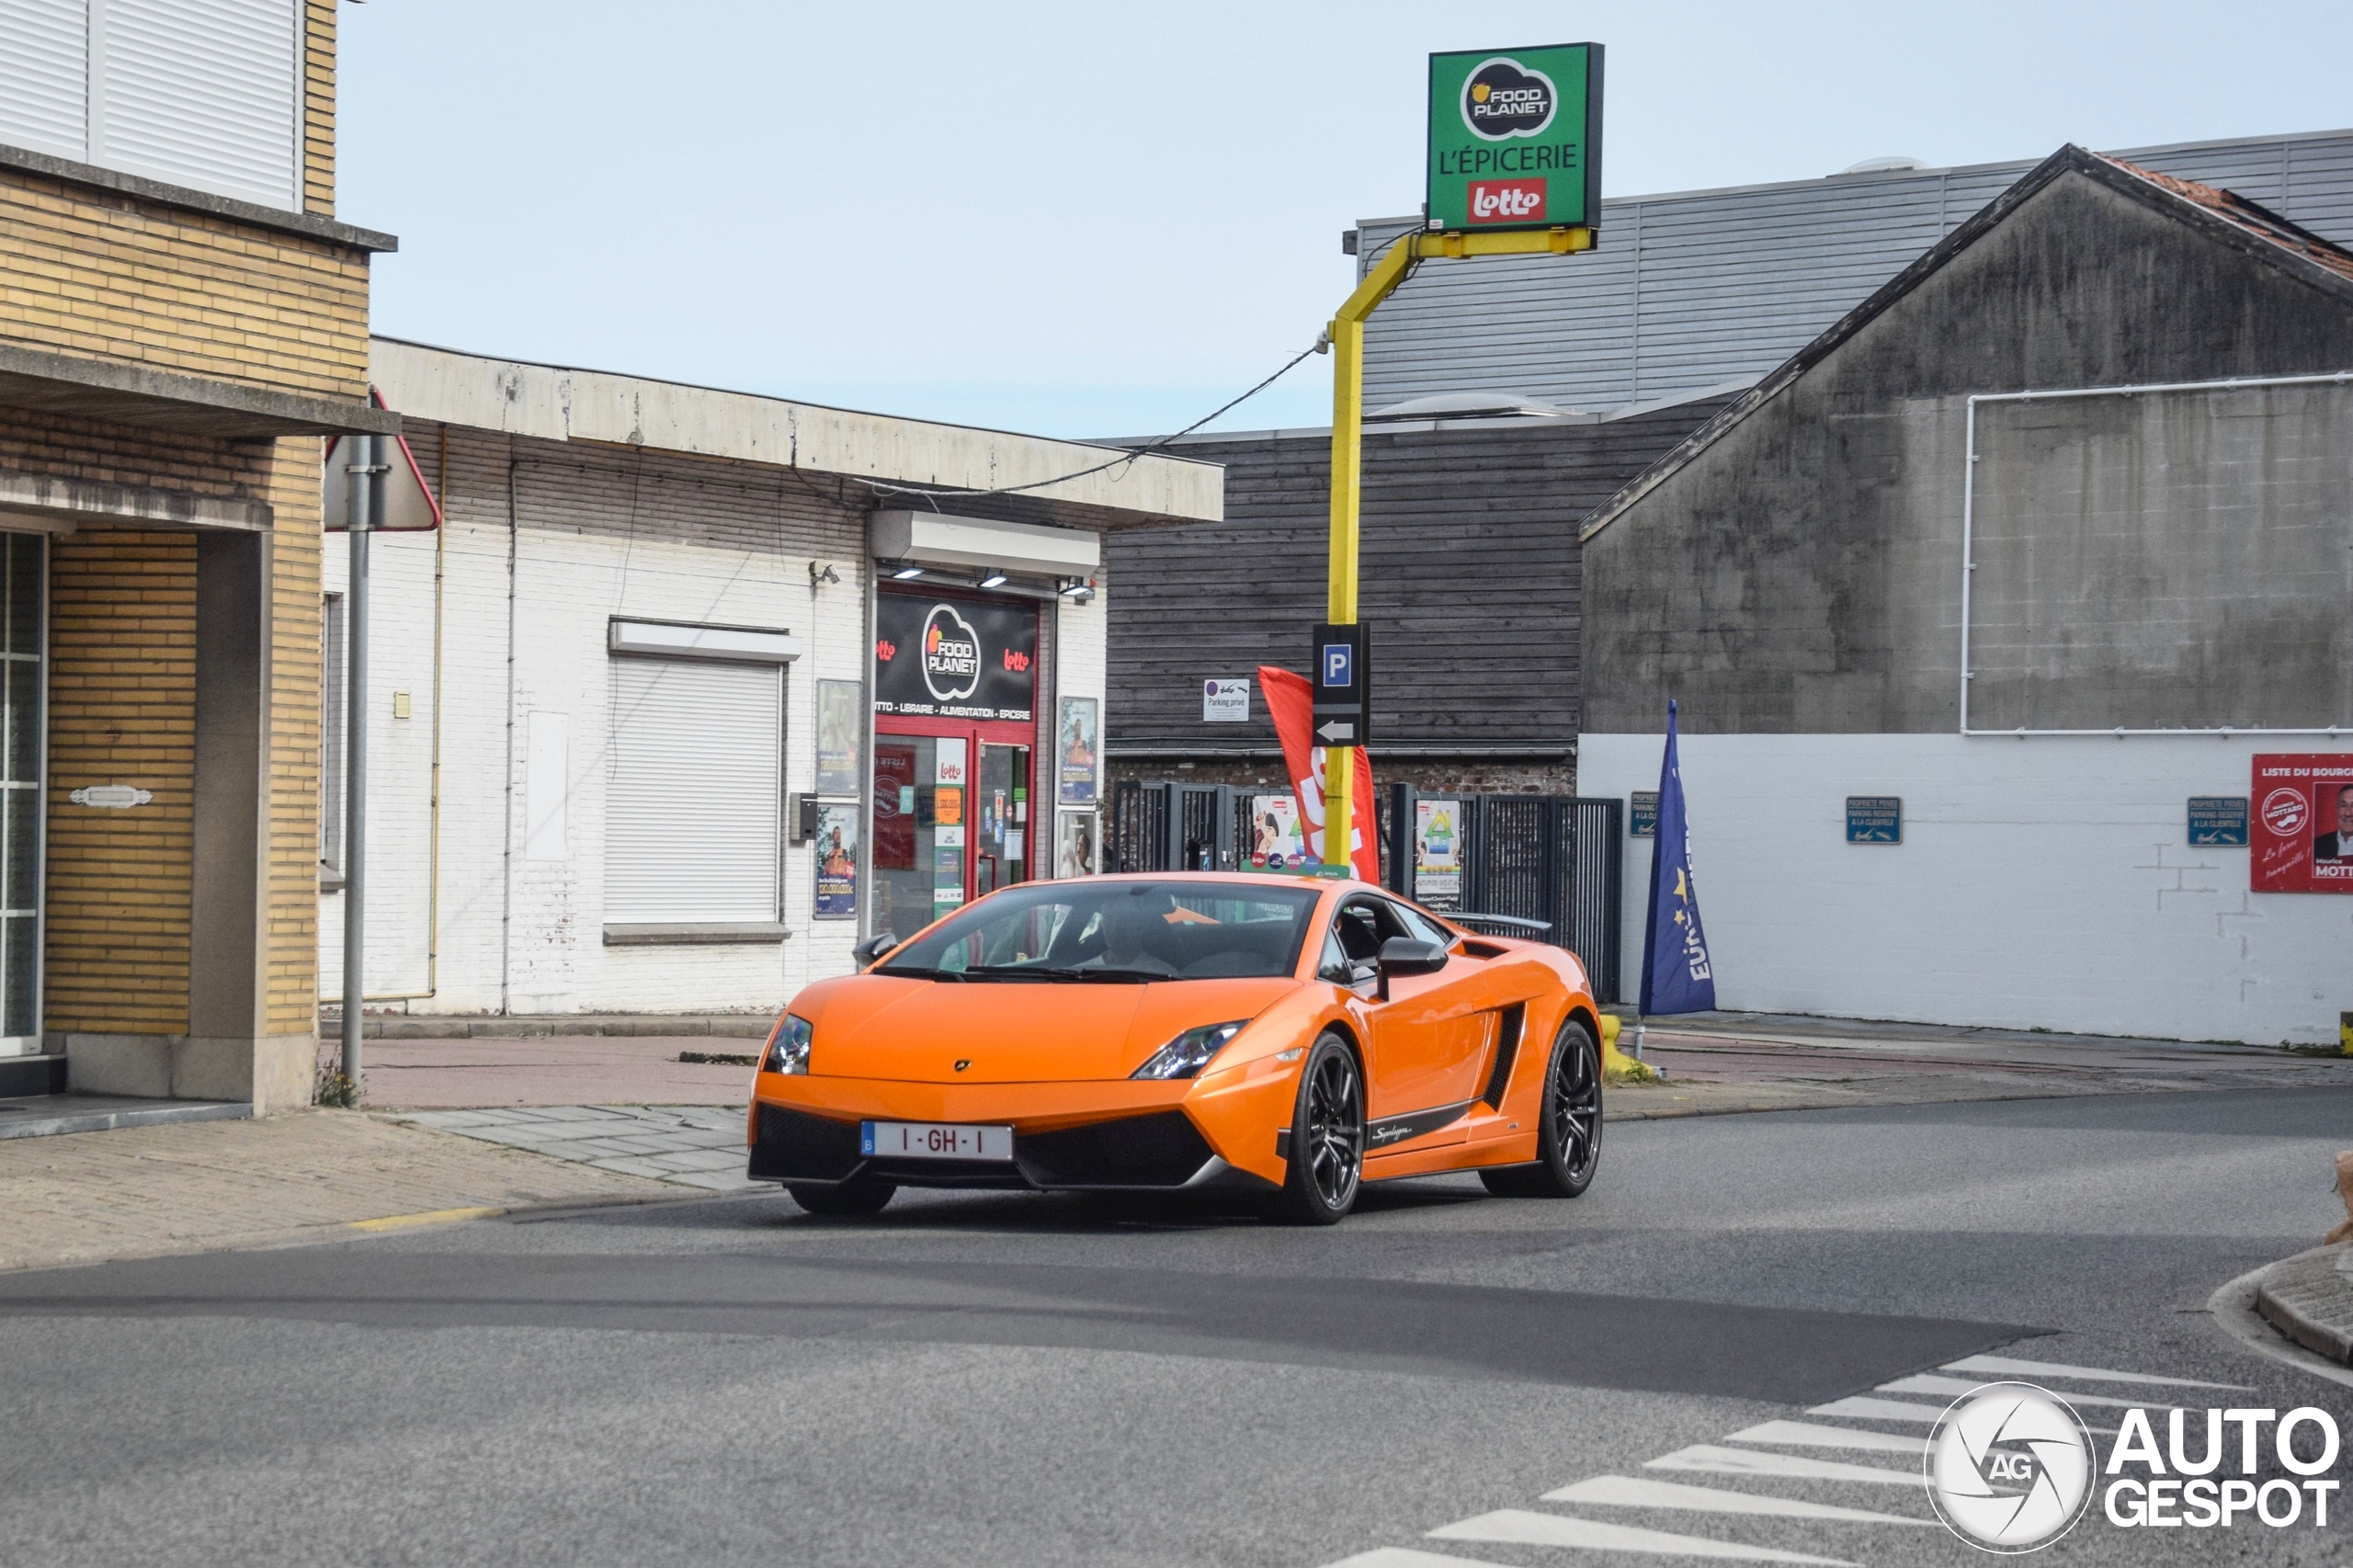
{"left": 342, "top": 436, "right": 385, "bottom": 1082}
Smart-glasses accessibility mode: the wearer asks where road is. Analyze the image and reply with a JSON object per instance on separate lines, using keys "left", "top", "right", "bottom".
{"left": 2, "top": 1083, "right": 2347, "bottom": 1567}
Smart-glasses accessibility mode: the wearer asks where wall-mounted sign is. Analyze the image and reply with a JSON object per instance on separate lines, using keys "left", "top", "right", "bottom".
{"left": 70, "top": 785, "right": 151, "bottom": 810}
{"left": 2187, "top": 796, "right": 2250, "bottom": 848}
{"left": 1058, "top": 697, "right": 1098, "bottom": 804}
{"left": 2253, "top": 754, "right": 2353, "bottom": 893}
{"left": 1202, "top": 678, "right": 1250, "bottom": 722}
{"left": 813, "top": 804, "right": 858, "bottom": 919}
{"left": 815, "top": 679, "right": 863, "bottom": 796}
{"left": 1426, "top": 43, "right": 1604, "bottom": 234}
{"left": 1846, "top": 796, "right": 1902, "bottom": 844}
{"left": 1414, "top": 798, "right": 1462, "bottom": 909}
{"left": 1629, "top": 790, "right": 1658, "bottom": 837}
{"left": 873, "top": 592, "right": 1036, "bottom": 721}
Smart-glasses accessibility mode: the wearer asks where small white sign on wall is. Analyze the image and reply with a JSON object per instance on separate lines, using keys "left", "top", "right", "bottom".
{"left": 935, "top": 736, "right": 968, "bottom": 786}
{"left": 1203, "top": 678, "right": 1251, "bottom": 722}
{"left": 525, "top": 710, "right": 569, "bottom": 860}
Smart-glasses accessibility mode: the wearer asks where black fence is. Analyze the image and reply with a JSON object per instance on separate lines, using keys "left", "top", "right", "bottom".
{"left": 1105, "top": 779, "right": 1623, "bottom": 1002}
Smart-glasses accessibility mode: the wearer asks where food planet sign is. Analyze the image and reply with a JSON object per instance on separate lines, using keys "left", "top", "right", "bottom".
{"left": 1426, "top": 43, "right": 1603, "bottom": 233}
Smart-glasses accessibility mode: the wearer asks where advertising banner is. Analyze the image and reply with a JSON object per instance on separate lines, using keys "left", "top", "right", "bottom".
{"left": 1414, "top": 799, "right": 1462, "bottom": 909}
{"left": 1245, "top": 794, "right": 1307, "bottom": 870}
{"left": 1426, "top": 43, "right": 1603, "bottom": 234}
{"left": 873, "top": 592, "right": 1037, "bottom": 721}
{"left": 1058, "top": 697, "right": 1098, "bottom": 804}
{"left": 813, "top": 803, "right": 858, "bottom": 919}
{"left": 2253, "top": 753, "right": 2353, "bottom": 892}
{"left": 1256, "top": 664, "right": 1379, "bottom": 881}
{"left": 1640, "top": 699, "right": 1716, "bottom": 1014}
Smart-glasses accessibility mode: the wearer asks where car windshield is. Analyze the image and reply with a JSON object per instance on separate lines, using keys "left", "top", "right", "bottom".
{"left": 876, "top": 881, "right": 1323, "bottom": 982}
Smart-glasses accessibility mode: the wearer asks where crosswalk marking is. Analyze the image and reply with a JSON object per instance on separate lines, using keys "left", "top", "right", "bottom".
{"left": 1429, "top": 1509, "right": 1859, "bottom": 1564}
{"left": 1645, "top": 1445, "right": 1921, "bottom": 1485}
{"left": 1878, "top": 1372, "right": 2174, "bottom": 1410}
{"left": 1803, "top": 1396, "right": 1952, "bottom": 1425}
{"left": 1722, "top": 1420, "right": 1926, "bottom": 1455}
{"left": 1939, "top": 1353, "right": 2247, "bottom": 1390}
{"left": 1320, "top": 1550, "right": 1521, "bottom": 1568}
{"left": 1543, "top": 1474, "right": 1936, "bottom": 1526}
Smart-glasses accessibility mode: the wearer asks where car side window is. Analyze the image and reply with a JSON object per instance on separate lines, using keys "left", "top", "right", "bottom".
{"left": 1316, "top": 927, "right": 1353, "bottom": 983}
{"left": 1386, "top": 900, "right": 1455, "bottom": 949}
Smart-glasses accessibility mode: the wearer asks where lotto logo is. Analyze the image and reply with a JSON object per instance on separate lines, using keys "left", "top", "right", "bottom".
{"left": 1468, "top": 178, "right": 1546, "bottom": 223}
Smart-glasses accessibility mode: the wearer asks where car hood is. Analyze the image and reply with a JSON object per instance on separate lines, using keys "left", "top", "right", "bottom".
{"left": 809, "top": 975, "right": 1301, "bottom": 1083}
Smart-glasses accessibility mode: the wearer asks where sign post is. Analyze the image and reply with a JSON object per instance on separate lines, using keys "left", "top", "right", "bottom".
{"left": 1319, "top": 42, "right": 1602, "bottom": 871}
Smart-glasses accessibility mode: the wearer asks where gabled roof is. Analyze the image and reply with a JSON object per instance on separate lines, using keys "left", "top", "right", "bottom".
{"left": 1577, "top": 144, "right": 2353, "bottom": 543}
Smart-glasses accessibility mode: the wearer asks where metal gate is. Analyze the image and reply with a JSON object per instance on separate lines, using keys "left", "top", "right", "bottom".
{"left": 1107, "top": 779, "right": 1623, "bottom": 1001}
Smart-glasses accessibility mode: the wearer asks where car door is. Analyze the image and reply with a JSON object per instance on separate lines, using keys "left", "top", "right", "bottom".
{"left": 1327, "top": 895, "right": 1493, "bottom": 1145}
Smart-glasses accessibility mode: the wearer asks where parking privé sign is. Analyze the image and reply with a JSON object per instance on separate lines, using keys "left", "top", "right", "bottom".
{"left": 1426, "top": 43, "right": 1603, "bottom": 234}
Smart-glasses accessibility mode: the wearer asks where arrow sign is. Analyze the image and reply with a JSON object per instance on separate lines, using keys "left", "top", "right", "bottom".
{"left": 1315, "top": 719, "right": 1357, "bottom": 744}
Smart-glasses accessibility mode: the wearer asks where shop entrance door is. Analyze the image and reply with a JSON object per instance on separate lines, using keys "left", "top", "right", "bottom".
{"left": 870, "top": 726, "right": 1035, "bottom": 938}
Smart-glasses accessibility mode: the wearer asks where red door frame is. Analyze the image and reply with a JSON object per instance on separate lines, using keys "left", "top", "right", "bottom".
{"left": 874, "top": 712, "right": 1039, "bottom": 902}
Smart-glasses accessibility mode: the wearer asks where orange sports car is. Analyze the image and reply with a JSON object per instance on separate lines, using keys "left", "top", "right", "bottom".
{"left": 745, "top": 872, "right": 1605, "bottom": 1224}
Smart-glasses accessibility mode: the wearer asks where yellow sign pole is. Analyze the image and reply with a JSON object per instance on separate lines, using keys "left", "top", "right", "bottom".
{"left": 1320, "top": 226, "right": 1595, "bottom": 874}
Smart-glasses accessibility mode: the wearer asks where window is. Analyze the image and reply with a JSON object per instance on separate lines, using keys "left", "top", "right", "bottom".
{"left": 0, "top": 0, "right": 303, "bottom": 211}
{"left": 604, "top": 656, "right": 783, "bottom": 926}
{"left": 319, "top": 590, "right": 343, "bottom": 877}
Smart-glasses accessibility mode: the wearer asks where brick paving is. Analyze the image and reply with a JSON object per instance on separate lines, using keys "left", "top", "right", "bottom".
{"left": 392, "top": 1105, "right": 756, "bottom": 1192}
{"left": 0, "top": 1109, "right": 679, "bottom": 1276}
{"left": 323, "top": 1035, "right": 756, "bottom": 1109}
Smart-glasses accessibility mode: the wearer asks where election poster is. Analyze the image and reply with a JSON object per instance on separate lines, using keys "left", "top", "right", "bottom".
{"left": 2253, "top": 753, "right": 2353, "bottom": 893}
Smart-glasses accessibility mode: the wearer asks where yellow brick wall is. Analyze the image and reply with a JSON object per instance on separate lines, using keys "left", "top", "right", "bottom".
{"left": 262, "top": 437, "right": 322, "bottom": 1033}
{"left": 44, "top": 530, "right": 197, "bottom": 1034}
{"left": 0, "top": 171, "right": 369, "bottom": 403}
{"left": 304, "top": 0, "right": 336, "bottom": 219}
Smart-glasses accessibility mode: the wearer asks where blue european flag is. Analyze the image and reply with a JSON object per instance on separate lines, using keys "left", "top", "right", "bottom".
{"left": 1639, "top": 699, "right": 1717, "bottom": 1015}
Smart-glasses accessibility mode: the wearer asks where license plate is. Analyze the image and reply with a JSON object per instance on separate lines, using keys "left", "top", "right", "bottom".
{"left": 860, "top": 1120, "right": 1014, "bottom": 1162}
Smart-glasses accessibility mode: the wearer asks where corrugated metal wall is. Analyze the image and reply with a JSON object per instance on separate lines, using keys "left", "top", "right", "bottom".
{"left": 1357, "top": 129, "right": 2353, "bottom": 413}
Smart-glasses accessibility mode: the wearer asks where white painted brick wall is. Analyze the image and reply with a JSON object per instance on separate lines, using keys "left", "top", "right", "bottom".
{"left": 1580, "top": 731, "right": 2353, "bottom": 1046}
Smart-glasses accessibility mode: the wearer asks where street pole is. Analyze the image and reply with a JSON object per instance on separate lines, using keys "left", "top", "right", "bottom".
{"left": 342, "top": 435, "right": 381, "bottom": 1087}
{"left": 1319, "top": 226, "right": 1594, "bottom": 872}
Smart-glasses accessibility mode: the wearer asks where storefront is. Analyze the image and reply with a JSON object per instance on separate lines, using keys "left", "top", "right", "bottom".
{"left": 870, "top": 588, "right": 1042, "bottom": 937}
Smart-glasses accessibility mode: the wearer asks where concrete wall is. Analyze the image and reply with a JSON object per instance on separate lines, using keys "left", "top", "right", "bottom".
{"left": 1585, "top": 169, "right": 2353, "bottom": 734}
{"left": 1581, "top": 731, "right": 2353, "bottom": 1047}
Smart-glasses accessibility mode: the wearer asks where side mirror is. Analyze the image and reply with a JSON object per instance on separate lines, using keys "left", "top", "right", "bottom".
{"left": 852, "top": 933, "right": 901, "bottom": 966}
{"left": 1375, "top": 937, "right": 1449, "bottom": 999}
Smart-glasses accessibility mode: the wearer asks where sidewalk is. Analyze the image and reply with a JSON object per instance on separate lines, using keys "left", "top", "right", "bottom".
{"left": 2256, "top": 1244, "right": 2353, "bottom": 1366}
{"left": 0, "top": 1109, "right": 683, "bottom": 1276}
{"left": 327, "top": 1035, "right": 754, "bottom": 1108}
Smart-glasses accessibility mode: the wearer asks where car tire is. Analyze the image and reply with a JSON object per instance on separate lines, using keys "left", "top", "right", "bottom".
{"left": 1478, "top": 1015, "right": 1603, "bottom": 1199}
{"left": 1270, "top": 1032, "right": 1365, "bottom": 1225}
{"left": 786, "top": 1175, "right": 898, "bottom": 1216}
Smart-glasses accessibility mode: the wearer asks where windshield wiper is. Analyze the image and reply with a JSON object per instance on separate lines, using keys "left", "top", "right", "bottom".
{"left": 876, "top": 965, "right": 969, "bottom": 983}
{"left": 964, "top": 964, "right": 1161, "bottom": 983}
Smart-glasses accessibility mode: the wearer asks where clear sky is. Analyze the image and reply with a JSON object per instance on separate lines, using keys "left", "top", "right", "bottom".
{"left": 342, "top": 1, "right": 2353, "bottom": 440}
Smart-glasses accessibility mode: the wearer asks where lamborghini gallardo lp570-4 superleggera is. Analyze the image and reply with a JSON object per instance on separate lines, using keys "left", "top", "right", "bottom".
{"left": 745, "top": 873, "right": 1604, "bottom": 1224}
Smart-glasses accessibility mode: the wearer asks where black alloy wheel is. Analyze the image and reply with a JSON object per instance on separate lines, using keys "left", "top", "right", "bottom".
{"left": 786, "top": 1174, "right": 898, "bottom": 1217}
{"left": 1272, "top": 1032, "right": 1364, "bottom": 1225}
{"left": 1479, "top": 1015, "right": 1603, "bottom": 1199}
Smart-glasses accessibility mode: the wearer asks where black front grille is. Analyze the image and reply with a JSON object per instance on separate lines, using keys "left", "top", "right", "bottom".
{"left": 747, "top": 1104, "right": 863, "bottom": 1181}
{"left": 1017, "top": 1111, "right": 1215, "bottom": 1188}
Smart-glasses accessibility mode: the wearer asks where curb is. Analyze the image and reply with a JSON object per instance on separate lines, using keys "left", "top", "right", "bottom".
{"left": 2253, "top": 1242, "right": 2353, "bottom": 1366}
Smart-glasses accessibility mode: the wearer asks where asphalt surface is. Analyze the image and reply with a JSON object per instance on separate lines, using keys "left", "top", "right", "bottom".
{"left": 4, "top": 1084, "right": 2350, "bottom": 1567}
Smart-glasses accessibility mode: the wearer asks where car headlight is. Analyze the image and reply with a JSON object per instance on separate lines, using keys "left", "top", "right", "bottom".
{"left": 1131, "top": 1019, "right": 1248, "bottom": 1081}
{"left": 762, "top": 1014, "right": 814, "bottom": 1075}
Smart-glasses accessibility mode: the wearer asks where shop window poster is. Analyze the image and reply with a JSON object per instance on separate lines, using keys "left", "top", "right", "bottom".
{"left": 813, "top": 803, "right": 858, "bottom": 919}
{"left": 815, "top": 679, "right": 862, "bottom": 798}
{"left": 1058, "top": 696, "right": 1098, "bottom": 804}
{"left": 1057, "top": 811, "right": 1097, "bottom": 880}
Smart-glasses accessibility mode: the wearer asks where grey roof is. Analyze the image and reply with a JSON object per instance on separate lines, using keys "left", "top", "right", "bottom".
{"left": 1353, "top": 126, "right": 2353, "bottom": 414}
{"left": 1574, "top": 144, "right": 2353, "bottom": 545}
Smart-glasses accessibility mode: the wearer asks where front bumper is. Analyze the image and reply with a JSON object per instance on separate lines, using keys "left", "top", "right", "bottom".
{"left": 748, "top": 1101, "right": 1279, "bottom": 1195}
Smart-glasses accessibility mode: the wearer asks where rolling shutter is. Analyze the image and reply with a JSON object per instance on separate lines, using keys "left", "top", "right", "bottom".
{"left": 93, "top": 0, "right": 301, "bottom": 210}
{"left": 605, "top": 658, "right": 782, "bottom": 924}
{"left": 0, "top": 0, "right": 90, "bottom": 161}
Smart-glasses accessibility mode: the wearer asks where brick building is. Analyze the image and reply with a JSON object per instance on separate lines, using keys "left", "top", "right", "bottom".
{"left": 327, "top": 340, "right": 1217, "bottom": 1021}
{"left": 0, "top": 2, "right": 391, "bottom": 1108}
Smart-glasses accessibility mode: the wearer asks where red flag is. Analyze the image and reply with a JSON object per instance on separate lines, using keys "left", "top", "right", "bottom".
{"left": 1256, "top": 665, "right": 1379, "bottom": 881}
